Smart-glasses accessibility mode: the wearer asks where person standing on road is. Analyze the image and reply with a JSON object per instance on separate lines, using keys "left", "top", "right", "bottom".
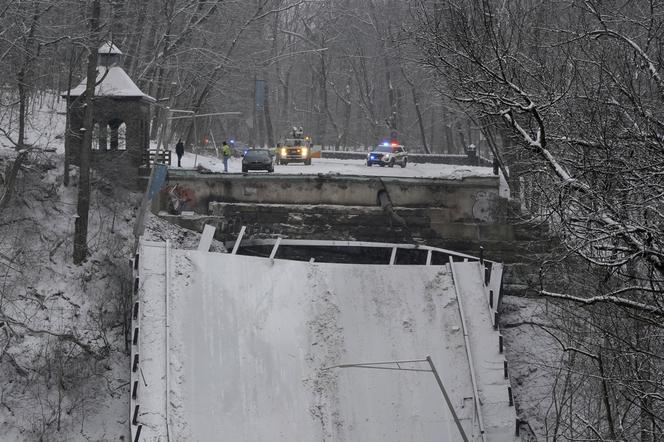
{"left": 175, "top": 139, "right": 185, "bottom": 167}
{"left": 222, "top": 140, "right": 231, "bottom": 172}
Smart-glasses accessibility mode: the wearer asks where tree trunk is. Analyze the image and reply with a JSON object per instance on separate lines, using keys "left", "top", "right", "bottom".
{"left": 442, "top": 104, "right": 454, "bottom": 153}
{"left": 385, "top": 65, "right": 397, "bottom": 132}
{"left": 340, "top": 84, "right": 352, "bottom": 150}
{"left": 279, "top": 68, "right": 291, "bottom": 131}
{"left": 400, "top": 67, "right": 429, "bottom": 153}
{"left": 127, "top": 2, "right": 148, "bottom": 77}
{"left": 17, "top": 69, "right": 26, "bottom": 147}
{"left": 73, "top": 0, "right": 100, "bottom": 265}
{"left": 635, "top": 318, "right": 654, "bottom": 442}
{"left": 315, "top": 53, "right": 329, "bottom": 147}
{"left": 0, "top": 151, "right": 28, "bottom": 209}
{"left": 268, "top": 4, "right": 280, "bottom": 141}
{"left": 16, "top": 3, "right": 40, "bottom": 149}
{"left": 457, "top": 122, "right": 466, "bottom": 154}
{"left": 63, "top": 45, "right": 77, "bottom": 187}
{"left": 597, "top": 351, "right": 616, "bottom": 440}
{"left": 412, "top": 86, "right": 429, "bottom": 153}
{"left": 252, "top": 75, "right": 258, "bottom": 147}
{"left": 430, "top": 106, "right": 436, "bottom": 153}
{"left": 148, "top": 27, "right": 172, "bottom": 140}
{"left": 257, "top": 106, "right": 266, "bottom": 148}
{"left": 264, "top": 81, "right": 275, "bottom": 148}
{"left": 110, "top": 0, "right": 126, "bottom": 44}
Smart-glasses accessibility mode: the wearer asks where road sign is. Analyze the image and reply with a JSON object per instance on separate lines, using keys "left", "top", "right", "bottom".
{"left": 255, "top": 79, "right": 266, "bottom": 109}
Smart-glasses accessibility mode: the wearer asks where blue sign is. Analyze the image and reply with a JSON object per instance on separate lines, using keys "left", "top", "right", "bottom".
{"left": 255, "top": 79, "right": 266, "bottom": 109}
{"left": 148, "top": 164, "right": 168, "bottom": 201}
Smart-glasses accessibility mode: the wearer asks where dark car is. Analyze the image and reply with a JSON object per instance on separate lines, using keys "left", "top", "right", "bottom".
{"left": 242, "top": 149, "right": 274, "bottom": 173}
{"left": 367, "top": 144, "right": 408, "bottom": 168}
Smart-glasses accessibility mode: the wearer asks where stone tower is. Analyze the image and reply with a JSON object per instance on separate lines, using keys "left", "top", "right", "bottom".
{"left": 63, "top": 42, "right": 155, "bottom": 184}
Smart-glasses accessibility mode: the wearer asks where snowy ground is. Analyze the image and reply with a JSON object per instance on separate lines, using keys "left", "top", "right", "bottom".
{"left": 0, "top": 99, "right": 213, "bottom": 441}
{"left": 0, "top": 95, "right": 66, "bottom": 151}
{"left": 0, "top": 149, "right": 134, "bottom": 441}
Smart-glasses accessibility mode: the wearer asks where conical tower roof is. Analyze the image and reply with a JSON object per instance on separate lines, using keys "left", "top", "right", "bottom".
{"left": 98, "top": 41, "right": 122, "bottom": 55}
{"left": 64, "top": 43, "right": 154, "bottom": 102}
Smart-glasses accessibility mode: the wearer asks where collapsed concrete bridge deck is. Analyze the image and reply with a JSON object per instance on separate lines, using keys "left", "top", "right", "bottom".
{"left": 130, "top": 239, "right": 519, "bottom": 441}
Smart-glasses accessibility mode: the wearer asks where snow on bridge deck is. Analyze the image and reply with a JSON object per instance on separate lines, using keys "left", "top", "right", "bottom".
{"left": 133, "top": 241, "right": 517, "bottom": 441}
{"left": 169, "top": 152, "right": 511, "bottom": 199}
{"left": 177, "top": 151, "right": 499, "bottom": 180}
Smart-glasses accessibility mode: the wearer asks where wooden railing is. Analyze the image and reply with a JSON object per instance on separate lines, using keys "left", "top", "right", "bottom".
{"left": 142, "top": 149, "right": 171, "bottom": 167}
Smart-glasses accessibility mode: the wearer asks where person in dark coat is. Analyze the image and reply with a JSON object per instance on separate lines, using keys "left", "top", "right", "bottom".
{"left": 175, "top": 139, "right": 185, "bottom": 167}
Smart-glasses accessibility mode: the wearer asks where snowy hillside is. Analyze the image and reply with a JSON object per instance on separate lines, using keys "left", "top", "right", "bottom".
{"left": 0, "top": 100, "right": 210, "bottom": 440}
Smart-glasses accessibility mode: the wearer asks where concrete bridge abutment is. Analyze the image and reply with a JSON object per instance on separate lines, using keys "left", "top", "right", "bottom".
{"left": 151, "top": 169, "right": 551, "bottom": 261}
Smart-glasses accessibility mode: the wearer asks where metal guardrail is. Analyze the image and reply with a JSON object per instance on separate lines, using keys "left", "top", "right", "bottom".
{"left": 320, "top": 150, "right": 493, "bottom": 166}
{"left": 130, "top": 241, "right": 171, "bottom": 442}
{"left": 452, "top": 258, "right": 518, "bottom": 440}
{"left": 225, "top": 238, "right": 496, "bottom": 265}
{"left": 448, "top": 258, "right": 487, "bottom": 441}
{"left": 130, "top": 255, "right": 143, "bottom": 442}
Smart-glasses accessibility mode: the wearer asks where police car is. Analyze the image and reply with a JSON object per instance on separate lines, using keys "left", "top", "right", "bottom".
{"left": 366, "top": 143, "right": 408, "bottom": 168}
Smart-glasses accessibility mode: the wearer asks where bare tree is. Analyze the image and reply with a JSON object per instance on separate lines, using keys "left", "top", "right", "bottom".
{"left": 410, "top": 0, "right": 664, "bottom": 439}
{"left": 73, "top": 0, "right": 101, "bottom": 264}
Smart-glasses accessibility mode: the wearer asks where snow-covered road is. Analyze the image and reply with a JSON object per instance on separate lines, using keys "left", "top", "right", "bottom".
{"left": 174, "top": 151, "right": 510, "bottom": 198}
{"left": 179, "top": 151, "right": 495, "bottom": 179}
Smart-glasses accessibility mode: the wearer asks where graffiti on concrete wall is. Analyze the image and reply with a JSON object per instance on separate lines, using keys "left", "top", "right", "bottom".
{"left": 161, "top": 184, "right": 197, "bottom": 214}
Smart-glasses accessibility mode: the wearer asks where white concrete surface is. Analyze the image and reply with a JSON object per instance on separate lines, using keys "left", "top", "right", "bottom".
{"left": 134, "top": 241, "right": 169, "bottom": 441}
{"left": 452, "top": 261, "right": 518, "bottom": 440}
{"left": 166, "top": 251, "right": 477, "bottom": 441}
{"left": 136, "top": 242, "right": 519, "bottom": 441}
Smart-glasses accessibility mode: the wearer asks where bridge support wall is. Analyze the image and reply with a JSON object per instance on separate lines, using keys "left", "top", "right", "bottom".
{"left": 156, "top": 171, "right": 501, "bottom": 222}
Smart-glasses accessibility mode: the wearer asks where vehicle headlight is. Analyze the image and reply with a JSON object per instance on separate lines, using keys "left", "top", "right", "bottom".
{"left": 302, "top": 147, "right": 308, "bottom": 157}
{"left": 280, "top": 148, "right": 287, "bottom": 156}
{"left": 384, "top": 154, "right": 391, "bottom": 160}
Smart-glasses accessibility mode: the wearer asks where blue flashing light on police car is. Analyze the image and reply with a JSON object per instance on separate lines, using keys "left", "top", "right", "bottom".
{"left": 366, "top": 140, "right": 408, "bottom": 168}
